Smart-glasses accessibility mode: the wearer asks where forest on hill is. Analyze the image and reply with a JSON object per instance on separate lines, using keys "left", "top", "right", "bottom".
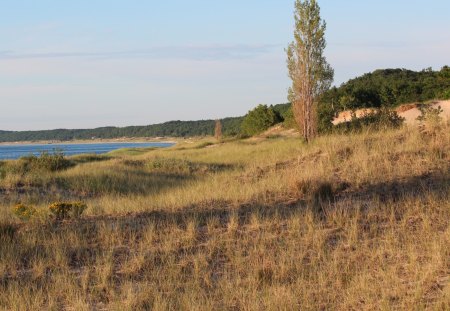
{"left": 321, "top": 66, "right": 450, "bottom": 110}
{"left": 0, "top": 117, "right": 245, "bottom": 142}
{"left": 1, "top": 67, "right": 449, "bottom": 142}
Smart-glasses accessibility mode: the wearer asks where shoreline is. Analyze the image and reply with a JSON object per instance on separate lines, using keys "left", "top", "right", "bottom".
{"left": 0, "top": 137, "right": 179, "bottom": 146}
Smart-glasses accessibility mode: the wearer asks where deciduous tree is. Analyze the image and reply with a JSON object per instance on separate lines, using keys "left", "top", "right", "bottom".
{"left": 287, "top": 0, "right": 333, "bottom": 142}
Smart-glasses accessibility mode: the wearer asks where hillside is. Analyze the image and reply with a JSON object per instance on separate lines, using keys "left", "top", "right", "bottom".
{"left": 321, "top": 66, "right": 450, "bottom": 110}
{"left": 0, "top": 124, "right": 448, "bottom": 309}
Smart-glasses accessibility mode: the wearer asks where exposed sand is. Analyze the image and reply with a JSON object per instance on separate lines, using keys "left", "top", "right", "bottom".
{"left": 399, "top": 100, "right": 450, "bottom": 125}
{"left": 332, "top": 100, "right": 450, "bottom": 126}
{"left": 332, "top": 108, "right": 378, "bottom": 125}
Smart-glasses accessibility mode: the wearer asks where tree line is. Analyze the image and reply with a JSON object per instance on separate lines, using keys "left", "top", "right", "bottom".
{"left": 0, "top": 118, "right": 244, "bottom": 142}
{"left": 1, "top": 65, "right": 448, "bottom": 142}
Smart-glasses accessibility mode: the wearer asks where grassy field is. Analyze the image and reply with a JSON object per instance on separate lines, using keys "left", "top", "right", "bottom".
{"left": 0, "top": 124, "right": 449, "bottom": 310}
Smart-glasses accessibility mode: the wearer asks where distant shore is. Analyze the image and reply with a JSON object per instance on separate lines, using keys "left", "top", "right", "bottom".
{"left": 0, "top": 136, "right": 180, "bottom": 146}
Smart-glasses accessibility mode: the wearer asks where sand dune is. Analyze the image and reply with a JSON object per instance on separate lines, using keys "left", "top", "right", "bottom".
{"left": 332, "top": 100, "right": 450, "bottom": 126}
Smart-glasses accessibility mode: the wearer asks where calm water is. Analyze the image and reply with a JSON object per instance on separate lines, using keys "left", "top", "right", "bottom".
{"left": 0, "top": 142, "right": 174, "bottom": 160}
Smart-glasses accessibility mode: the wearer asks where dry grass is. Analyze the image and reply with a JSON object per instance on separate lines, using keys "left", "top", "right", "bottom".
{"left": 0, "top": 124, "right": 449, "bottom": 310}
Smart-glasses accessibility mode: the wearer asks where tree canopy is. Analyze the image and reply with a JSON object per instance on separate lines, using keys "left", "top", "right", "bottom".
{"left": 321, "top": 67, "right": 450, "bottom": 111}
{"left": 240, "top": 105, "right": 282, "bottom": 136}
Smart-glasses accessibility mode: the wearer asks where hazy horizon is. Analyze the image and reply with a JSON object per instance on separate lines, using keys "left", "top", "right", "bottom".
{"left": 1, "top": 0, "right": 450, "bottom": 131}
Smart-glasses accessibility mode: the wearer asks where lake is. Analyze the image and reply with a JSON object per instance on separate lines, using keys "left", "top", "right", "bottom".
{"left": 0, "top": 142, "right": 174, "bottom": 160}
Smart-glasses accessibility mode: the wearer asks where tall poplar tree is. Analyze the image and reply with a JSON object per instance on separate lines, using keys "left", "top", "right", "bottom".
{"left": 287, "top": 0, "right": 334, "bottom": 142}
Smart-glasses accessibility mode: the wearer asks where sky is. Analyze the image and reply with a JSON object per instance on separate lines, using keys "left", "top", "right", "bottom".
{"left": 1, "top": 0, "right": 449, "bottom": 131}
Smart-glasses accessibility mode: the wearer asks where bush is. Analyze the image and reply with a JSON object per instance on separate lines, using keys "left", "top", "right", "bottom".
{"left": 416, "top": 104, "right": 443, "bottom": 124}
{"left": 49, "top": 201, "right": 87, "bottom": 221}
{"left": 441, "top": 89, "right": 450, "bottom": 100}
{"left": 13, "top": 203, "right": 37, "bottom": 221}
{"left": 416, "top": 104, "right": 444, "bottom": 136}
{"left": 240, "top": 104, "right": 282, "bottom": 136}
{"left": 281, "top": 107, "right": 299, "bottom": 129}
{"left": 7, "top": 151, "right": 74, "bottom": 176}
{"left": 28, "top": 151, "right": 74, "bottom": 172}
{"left": 317, "top": 102, "right": 336, "bottom": 134}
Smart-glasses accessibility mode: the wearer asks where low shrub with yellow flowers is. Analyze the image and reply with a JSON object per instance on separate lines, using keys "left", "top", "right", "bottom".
{"left": 12, "top": 203, "right": 37, "bottom": 221}
{"left": 48, "top": 201, "right": 87, "bottom": 221}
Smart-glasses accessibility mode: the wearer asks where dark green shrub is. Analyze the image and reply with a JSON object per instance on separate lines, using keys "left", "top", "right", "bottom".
{"left": 281, "top": 107, "right": 299, "bottom": 129}
{"left": 441, "top": 89, "right": 450, "bottom": 100}
{"left": 317, "top": 102, "right": 336, "bottom": 134}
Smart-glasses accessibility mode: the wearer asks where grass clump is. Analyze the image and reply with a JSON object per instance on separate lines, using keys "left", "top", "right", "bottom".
{"left": 147, "top": 157, "right": 230, "bottom": 175}
{"left": 70, "top": 153, "right": 111, "bottom": 164}
{"left": 195, "top": 141, "right": 215, "bottom": 149}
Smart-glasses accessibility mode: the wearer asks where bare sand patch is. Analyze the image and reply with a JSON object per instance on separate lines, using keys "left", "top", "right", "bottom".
{"left": 332, "top": 100, "right": 450, "bottom": 126}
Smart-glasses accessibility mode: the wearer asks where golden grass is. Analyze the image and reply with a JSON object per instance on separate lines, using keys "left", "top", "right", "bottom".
{"left": 0, "top": 124, "right": 449, "bottom": 310}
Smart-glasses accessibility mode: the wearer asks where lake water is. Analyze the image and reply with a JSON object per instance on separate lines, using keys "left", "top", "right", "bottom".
{"left": 0, "top": 142, "right": 174, "bottom": 160}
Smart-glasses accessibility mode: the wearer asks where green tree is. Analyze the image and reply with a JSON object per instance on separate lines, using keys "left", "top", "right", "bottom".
{"left": 240, "top": 105, "right": 281, "bottom": 136}
{"left": 287, "top": 0, "right": 334, "bottom": 142}
{"left": 282, "top": 107, "right": 299, "bottom": 129}
{"left": 380, "top": 86, "right": 396, "bottom": 106}
{"left": 442, "top": 89, "right": 450, "bottom": 100}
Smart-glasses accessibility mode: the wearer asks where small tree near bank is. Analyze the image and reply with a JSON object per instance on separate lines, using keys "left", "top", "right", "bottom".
{"left": 214, "top": 119, "right": 222, "bottom": 140}
{"left": 287, "top": 0, "right": 334, "bottom": 142}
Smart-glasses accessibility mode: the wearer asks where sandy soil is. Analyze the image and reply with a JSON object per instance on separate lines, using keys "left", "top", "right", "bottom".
{"left": 398, "top": 100, "right": 450, "bottom": 125}
{"left": 332, "top": 108, "right": 378, "bottom": 125}
{"left": 332, "top": 100, "right": 450, "bottom": 126}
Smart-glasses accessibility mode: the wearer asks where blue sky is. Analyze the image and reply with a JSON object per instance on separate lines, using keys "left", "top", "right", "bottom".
{"left": 1, "top": 0, "right": 449, "bottom": 130}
